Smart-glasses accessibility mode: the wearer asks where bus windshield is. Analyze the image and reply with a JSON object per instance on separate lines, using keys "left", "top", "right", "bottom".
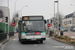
{"left": 21, "top": 21, "right": 45, "bottom": 32}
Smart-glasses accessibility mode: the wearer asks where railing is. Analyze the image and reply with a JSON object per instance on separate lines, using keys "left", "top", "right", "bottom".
{"left": 9, "top": 32, "right": 14, "bottom": 37}
{"left": 0, "top": 33, "right": 7, "bottom": 42}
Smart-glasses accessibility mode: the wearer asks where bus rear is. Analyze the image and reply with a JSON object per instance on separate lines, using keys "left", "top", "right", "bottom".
{"left": 18, "top": 16, "right": 46, "bottom": 43}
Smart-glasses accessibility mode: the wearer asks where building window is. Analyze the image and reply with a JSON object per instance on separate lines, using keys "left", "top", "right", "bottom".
{"left": 0, "top": 10, "right": 3, "bottom": 18}
{"left": 70, "top": 20, "right": 71, "bottom": 24}
{"left": 64, "top": 22, "right": 65, "bottom": 24}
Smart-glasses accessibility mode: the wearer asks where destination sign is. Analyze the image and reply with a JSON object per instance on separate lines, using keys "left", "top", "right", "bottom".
{"left": 22, "top": 16, "right": 43, "bottom": 20}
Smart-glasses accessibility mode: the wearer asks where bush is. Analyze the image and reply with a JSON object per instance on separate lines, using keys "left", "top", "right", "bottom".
{"left": 69, "top": 42, "right": 75, "bottom": 44}
{"left": 69, "top": 38, "right": 72, "bottom": 42}
{"left": 55, "top": 35, "right": 71, "bottom": 42}
{"left": 57, "top": 36, "right": 61, "bottom": 39}
{"left": 60, "top": 36, "right": 65, "bottom": 40}
{"left": 55, "top": 35, "right": 58, "bottom": 38}
{"left": 63, "top": 36, "right": 70, "bottom": 42}
{"left": 64, "top": 36, "right": 69, "bottom": 39}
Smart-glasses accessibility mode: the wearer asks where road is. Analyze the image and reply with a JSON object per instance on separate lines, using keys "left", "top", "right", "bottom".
{"left": 3, "top": 36, "right": 75, "bottom": 50}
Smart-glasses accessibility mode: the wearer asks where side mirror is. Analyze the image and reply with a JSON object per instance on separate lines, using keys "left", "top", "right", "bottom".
{"left": 44, "top": 20, "right": 46, "bottom": 23}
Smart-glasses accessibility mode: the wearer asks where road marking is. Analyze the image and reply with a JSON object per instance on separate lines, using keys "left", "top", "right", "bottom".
{"left": 13, "top": 39, "right": 17, "bottom": 40}
{"left": 34, "top": 44, "right": 37, "bottom": 46}
{"left": 46, "top": 38, "right": 50, "bottom": 39}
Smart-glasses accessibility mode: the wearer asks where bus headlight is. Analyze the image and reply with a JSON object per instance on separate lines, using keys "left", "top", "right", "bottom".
{"left": 41, "top": 33, "right": 46, "bottom": 37}
{"left": 41, "top": 31, "right": 46, "bottom": 38}
{"left": 21, "top": 32, "right": 26, "bottom": 38}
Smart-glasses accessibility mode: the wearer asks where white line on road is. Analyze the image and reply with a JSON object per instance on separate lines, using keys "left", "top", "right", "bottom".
{"left": 13, "top": 39, "right": 17, "bottom": 40}
{"left": 46, "top": 38, "right": 49, "bottom": 39}
{"left": 34, "top": 44, "right": 37, "bottom": 46}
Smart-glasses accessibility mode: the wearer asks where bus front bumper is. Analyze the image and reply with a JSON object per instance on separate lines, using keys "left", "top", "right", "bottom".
{"left": 21, "top": 38, "right": 46, "bottom": 41}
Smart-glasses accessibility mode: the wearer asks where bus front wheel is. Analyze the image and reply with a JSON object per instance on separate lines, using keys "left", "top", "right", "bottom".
{"left": 19, "top": 38, "right": 21, "bottom": 42}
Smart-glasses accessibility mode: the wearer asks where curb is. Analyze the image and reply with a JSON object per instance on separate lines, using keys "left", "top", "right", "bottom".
{"left": 0, "top": 36, "right": 16, "bottom": 48}
{"left": 0, "top": 39, "right": 9, "bottom": 48}
{"left": 50, "top": 37, "right": 75, "bottom": 46}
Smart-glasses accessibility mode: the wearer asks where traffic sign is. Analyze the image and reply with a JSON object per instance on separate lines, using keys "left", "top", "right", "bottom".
{"left": 56, "top": 27, "right": 58, "bottom": 29}
{"left": 12, "top": 23, "right": 16, "bottom": 27}
{"left": 47, "top": 23, "right": 51, "bottom": 27}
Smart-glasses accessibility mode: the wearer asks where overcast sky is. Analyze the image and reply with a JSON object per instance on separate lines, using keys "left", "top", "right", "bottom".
{"left": 0, "top": 0, "right": 75, "bottom": 20}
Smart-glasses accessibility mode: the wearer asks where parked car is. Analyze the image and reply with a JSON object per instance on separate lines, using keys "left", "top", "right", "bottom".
{"left": 71, "top": 28, "right": 75, "bottom": 32}
{"left": 62, "top": 27, "right": 68, "bottom": 32}
{"left": 70, "top": 26, "right": 75, "bottom": 32}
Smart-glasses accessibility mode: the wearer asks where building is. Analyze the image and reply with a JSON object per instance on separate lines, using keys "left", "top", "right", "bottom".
{"left": 0, "top": 6, "right": 9, "bottom": 24}
{"left": 62, "top": 12, "right": 75, "bottom": 27}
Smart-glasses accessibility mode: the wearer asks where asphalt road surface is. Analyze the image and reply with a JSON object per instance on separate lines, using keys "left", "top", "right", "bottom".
{"left": 3, "top": 36, "right": 75, "bottom": 50}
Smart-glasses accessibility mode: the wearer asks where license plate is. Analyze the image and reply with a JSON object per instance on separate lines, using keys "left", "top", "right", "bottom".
{"left": 31, "top": 38, "right": 36, "bottom": 40}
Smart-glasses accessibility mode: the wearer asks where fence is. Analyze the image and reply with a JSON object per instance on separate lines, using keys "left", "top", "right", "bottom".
{"left": 0, "top": 33, "right": 7, "bottom": 42}
{"left": 0, "top": 22, "right": 14, "bottom": 42}
{"left": 9, "top": 32, "right": 14, "bottom": 37}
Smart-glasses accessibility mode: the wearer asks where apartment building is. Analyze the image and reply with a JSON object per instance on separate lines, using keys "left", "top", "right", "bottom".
{"left": 0, "top": 6, "right": 9, "bottom": 24}
{"left": 62, "top": 12, "right": 75, "bottom": 27}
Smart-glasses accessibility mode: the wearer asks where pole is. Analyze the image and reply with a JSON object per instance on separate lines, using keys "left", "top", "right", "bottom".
{"left": 21, "top": 6, "right": 25, "bottom": 17}
{"left": 14, "top": 0, "right": 17, "bottom": 13}
{"left": 21, "top": 6, "right": 28, "bottom": 17}
{"left": 7, "top": 0, "right": 10, "bottom": 34}
{"left": 5, "top": 24, "right": 6, "bottom": 33}
{"left": 57, "top": 0, "right": 59, "bottom": 35}
{"left": 54, "top": 1, "right": 55, "bottom": 37}
{"left": 14, "top": 0, "right": 17, "bottom": 33}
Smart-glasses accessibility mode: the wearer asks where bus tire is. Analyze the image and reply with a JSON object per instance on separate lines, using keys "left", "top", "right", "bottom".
{"left": 40, "top": 40, "right": 43, "bottom": 43}
{"left": 20, "top": 40, "right": 22, "bottom": 42}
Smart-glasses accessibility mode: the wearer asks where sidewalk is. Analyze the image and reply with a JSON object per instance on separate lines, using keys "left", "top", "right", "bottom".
{"left": 0, "top": 33, "right": 18, "bottom": 48}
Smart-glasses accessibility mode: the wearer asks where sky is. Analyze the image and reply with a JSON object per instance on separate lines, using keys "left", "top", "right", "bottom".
{"left": 0, "top": 0, "right": 75, "bottom": 20}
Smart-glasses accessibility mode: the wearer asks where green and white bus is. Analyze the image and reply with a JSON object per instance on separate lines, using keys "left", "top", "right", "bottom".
{"left": 18, "top": 16, "right": 46, "bottom": 43}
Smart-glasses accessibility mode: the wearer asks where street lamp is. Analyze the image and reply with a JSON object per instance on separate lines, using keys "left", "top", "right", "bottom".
{"left": 70, "top": 4, "right": 75, "bottom": 6}
{"left": 14, "top": 0, "right": 17, "bottom": 13}
{"left": 21, "top": 5, "right": 28, "bottom": 17}
{"left": 54, "top": 0, "right": 59, "bottom": 36}
{"left": 7, "top": 0, "right": 10, "bottom": 34}
{"left": 70, "top": 4, "right": 75, "bottom": 17}
{"left": 14, "top": 0, "right": 18, "bottom": 22}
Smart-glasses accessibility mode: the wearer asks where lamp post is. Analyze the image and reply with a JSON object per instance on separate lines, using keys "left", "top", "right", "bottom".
{"left": 70, "top": 4, "right": 75, "bottom": 12}
{"left": 54, "top": 0, "right": 55, "bottom": 37}
{"left": 70, "top": 4, "right": 75, "bottom": 22}
{"left": 14, "top": 0, "right": 17, "bottom": 32}
{"left": 57, "top": 0, "right": 59, "bottom": 35}
{"left": 21, "top": 5, "right": 28, "bottom": 17}
{"left": 54, "top": 0, "right": 59, "bottom": 36}
{"left": 7, "top": 0, "right": 10, "bottom": 34}
{"left": 70, "top": 4, "right": 75, "bottom": 6}
{"left": 14, "top": 0, "right": 17, "bottom": 13}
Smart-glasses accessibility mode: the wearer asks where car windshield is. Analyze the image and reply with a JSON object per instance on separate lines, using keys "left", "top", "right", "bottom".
{"left": 21, "top": 21, "right": 45, "bottom": 32}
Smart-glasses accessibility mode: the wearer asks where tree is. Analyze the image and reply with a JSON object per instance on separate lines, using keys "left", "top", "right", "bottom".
{"left": 55, "top": 12, "right": 64, "bottom": 26}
